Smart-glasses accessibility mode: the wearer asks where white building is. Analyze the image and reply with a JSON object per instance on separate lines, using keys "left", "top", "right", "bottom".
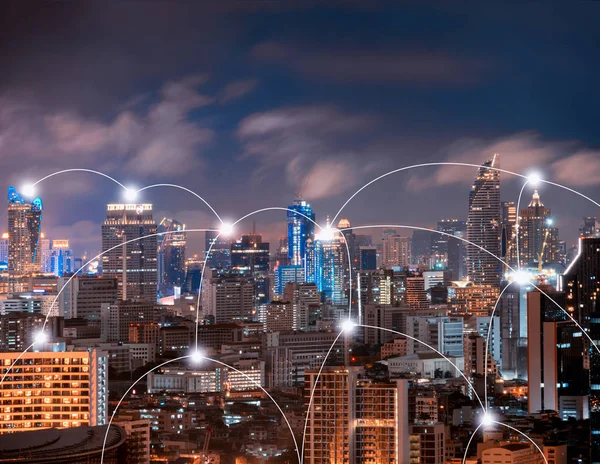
{"left": 387, "top": 353, "right": 464, "bottom": 379}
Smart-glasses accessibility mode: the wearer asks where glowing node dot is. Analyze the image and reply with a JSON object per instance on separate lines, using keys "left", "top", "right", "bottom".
{"left": 22, "top": 184, "right": 35, "bottom": 198}
{"left": 527, "top": 173, "right": 542, "bottom": 187}
{"left": 341, "top": 319, "right": 356, "bottom": 333}
{"left": 513, "top": 270, "right": 530, "bottom": 285}
{"left": 124, "top": 188, "right": 138, "bottom": 202}
{"left": 481, "top": 412, "right": 494, "bottom": 427}
{"left": 33, "top": 331, "right": 47, "bottom": 344}
{"left": 317, "top": 226, "right": 335, "bottom": 242}
{"left": 219, "top": 222, "right": 234, "bottom": 237}
{"left": 546, "top": 218, "right": 554, "bottom": 226}
{"left": 190, "top": 350, "right": 205, "bottom": 363}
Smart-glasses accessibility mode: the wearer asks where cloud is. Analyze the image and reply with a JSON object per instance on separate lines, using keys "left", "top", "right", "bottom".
{"left": 405, "top": 132, "right": 574, "bottom": 191}
{"left": 551, "top": 151, "right": 600, "bottom": 186}
{"left": 47, "top": 220, "right": 102, "bottom": 251}
{"left": 237, "top": 105, "right": 378, "bottom": 199}
{"left": 0, "top": 75, "right": 214, "bottom": 183}
{"left": 252, "top": 41, "right": 489, "bottom": 86}
{"left": 219, "top": 79, "right": 258, "bottom": 103}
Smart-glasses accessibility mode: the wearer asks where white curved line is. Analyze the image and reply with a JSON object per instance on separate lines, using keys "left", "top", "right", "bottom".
{"left": 331, "top": 162, "right": 600, "bottom": 225}
{"left": 462, "top": 421, "right": 485, "bottom": 464}
{"left": 137, "top": 183, "right": 223, "bottom": 224}
{"left": 492, "top": 421, "right": 548, "bottom": 464}
{"left": 0, "top": 342, "right": 36, "bottom": 386}
{"left": 484, "top": 281, "right": 515, "bottom": 410}
{"left": 300, "top": 330, "right": 344, "bottom": 464}
{"left": 0, "top": 228, "right": 218, "bottom": 388}
{"left": 514, "top": 180, "right": 530, "bottom": 271}
{"left": 31, "top": 168, "right": 128, "bottom": 190}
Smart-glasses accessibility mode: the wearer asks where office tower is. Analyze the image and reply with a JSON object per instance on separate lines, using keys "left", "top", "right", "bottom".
{"left": 102, "top": 203, "right": 158, "bottom": 302}
{"left": 411, "top": 230, "right": 432, "bottom": 266}
{"left": 0, "top": 425, "right": 127, "bottom": 463}
{"left": 201, "top": 276, "right": 254, "bottom": 323}
{"left": 405, "top": 316, "right": 464, "bottom": 358}
{"left": 466, "top": 155, "right": 501, "bottom": 287}
{"left": 561, "top": 236, "right": 600, "bottom": 461}
{"left": 363, "top": 304, "right": 404, "bottom": 344}
{"left": 283, "top": 281, "right": 319, "bottom": 330}
{"left": 231, "top": 233, "right": 270, "bottom": 304}
{"left": 338, "top": 218, "right": 358, "bottom": 271}
{"left": 62, "top": 275, "right": 119, "bottom": 325}
{"left": 501, "top": 200, "right": 517, "bottom": 262}
{"left": 204, "top": 230, "right": 231, "bottom": 269}
{"left": 113, "top": 412, "right": 151, "bottom": 464}
{"left": 358, "top": 270, "right": 394, "bottom": 306}
{"left": 410, "top": 423, "right": 445, "bottom": 464}
{"left": 287, "top": 198, "right": 315, "bottom": 268}
{"left": 263, "top": 301, "right": 294, "bottom": 332}
{"left": 7, "top": 187, "right": 43, "bottom": 277}
{"left": 0, "top": 311, "right": 45, "bottom": 350}
{"left": 39, "top": 235, "right": 50, "bottom": 272}
{"left": 516, "top": 190, "right": 560, "bottom": 269}
{"left": 431, "top": 219, "right": 467, "bottom": 274}
{"left": 359, "top": 246, "right": 377, "bottom": 271}
{"left": 157, "top": 218, "right": 186, "bottom": 288}
{"left": 382, "top": 235, "right": 411, "bottom": 269}
{"left": 406, "top": 276, "right": 428, "bottom": 310}
{"left": 46, "top": 239, "right": 74, "bottom": 277}
{"left": 580, "top": 216, "right": 599, "bottom": 238}
{"left": 0, "top": 347, "right": 108, "bottom": 433}
{"left": 0, "top": 232, "right": 8, "bottom": 264}
{"left": 303, "top": 367, "right": 409, "bottom": 463}
{"left": 101, "top": 300, "right": 157, "bottom": 343}
{"left": 306, "top": 225, "right": 346, "bottom": 305}
{"left": 273, "top": 264, "right": 305, "bottom": 296}
{"left": 497, "top": 283, "right": 522, "bottom": 379}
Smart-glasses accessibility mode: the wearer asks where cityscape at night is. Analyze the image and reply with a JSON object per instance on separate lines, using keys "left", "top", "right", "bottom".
{"left": 1, "top": 2, "right": 600, "bottom": 464}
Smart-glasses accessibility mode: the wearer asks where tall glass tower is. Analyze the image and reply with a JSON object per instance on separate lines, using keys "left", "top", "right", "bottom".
{"left": 157, "top": 218, "right": 186, "bottom": 289}
{"left": 287, "top": 198, "right": 315, "bottom": 268}
{"left": 7, "top": 187, "right": 43, "bottom": 277}
{"left": 466, "top": 155, "right": 501, "bottom": 287}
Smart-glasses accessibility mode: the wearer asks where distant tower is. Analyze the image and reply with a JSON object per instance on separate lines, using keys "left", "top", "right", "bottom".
{"left": 287, "top": 197, "right": 315, "bottom": 268}
{"left": 157, "top": 218, "right": 186, "bottom": 289}
{"left": 466, "top": 155, "right": 501, "bottom": 287}
{"left": 7, "top": 187, "right": 43, "bottom": 277}
{"left": 102, "top": 203, "right": 158, "bottom": 302}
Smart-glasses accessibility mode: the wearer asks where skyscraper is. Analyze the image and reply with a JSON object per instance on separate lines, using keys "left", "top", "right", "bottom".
{"left": 287, "top": 198, "right": 315, "bottom": 268}
{"left": 231, "top": 233, "right": 270, "bottom": 304}
{"left": 7, "top": 187, "right": 43, "bottom": 277}
{"left": 157, "top": 218, "right": 186, "bottom": 289}
{"left": 306, "top": 225, "right": 346, "bottom": 305}
{"left": 101, "top": 203, "right": 158, "bottom": 302}
{"left": 382, "top": 235, "right": 411, "bottom": 269}
{"left": 580, "top": 216, "right": 599, "bottom": 238}
{"left": 466, "top": 155, "right": 501, "bottom": 287}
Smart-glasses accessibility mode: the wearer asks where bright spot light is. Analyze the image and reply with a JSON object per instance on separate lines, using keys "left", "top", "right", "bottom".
{"left": 22, "top": 184, "right": 35, "bottom": 198}
{"left": 341, "top": 319, "right": 356, "bottom": 333}
{"left": 33, "top": 331, "right": 47, "bottom": 344}
{"left": 512, "top": 270, "right": 531, "bottom": 285}
{"left": 124, "top": 187, "right": 138, "bottom": 202}
{"left": 546, "top": 218, "right": 554, "bottom": 226}
{"left": 527, "top": 173, "right": 542, "bottom": 187}
{"left": 317, "top": 226, "right": 335, "bottom": 242}
{"left": 190, "top": 350, "right": 205, "bottom": 363}
{"left": 219, "top": 222, "right": 234, "bottom": 237}
{"left": 481, "top": 412, "right": 494, "bottom": 427}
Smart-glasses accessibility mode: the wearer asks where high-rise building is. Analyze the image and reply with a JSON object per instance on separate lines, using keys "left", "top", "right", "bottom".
{"left": 0, "top": 347, "right": 108, "bottom": 433}
{"left": 303, "top": 366, "right": 409, "bottom": 463}
{"left": 411, "top": 230, "right": 432, "bottom": 266}
{"left": 231, "top": 233, "right": 270, "bottom": 304}
{"left": 406, "top": 276, "right": 428, "bottom": 310}
{"left": 432, "top": 219, "right": 467, "bottom": 276}
{"left": 7, "top": 187, "right": 43, "bottom": 277}
{"left": 580, "top": 216, "right": 599, "bottom": 238}
{"left": 0, "top": 232, "right": 8, "bottom": 264}
{"left": 157, "top": 218, "right": 186, "bottom": 289}
{"left": 501, "top": 201, "right": 517, "bottom": 261}
{"left": 283, "top": 281, "right": 319, "bottom": 330}
{"left": 46, "top": 239, "right": 74, "bottom": 277}
{"left": 287, "top": 198, "right": 315, "bottom": 268}
{"left": 466, "top": 155, "right": 501, "bottom": 287}
{"left": 204, "top": 230, "right": 231, "bottom": 270}
{"left": 382, "top": 235, "right": 411, "bottom": 269}
{"left": 0, "top": 311, "right": 45, "bottom": 351}
{"left": 273, "top": 264, "right": 305, "bottom": 296}
{"left": 410, "top": 423, "right": 445, "bottom": 464}
{"left": 516, "top": 190, "right": 560, "bottom": 269}
{"left": 101, "top": 300, "right": 157, "bottom": 343}
{"left": 101, "top": 203, "right": 158, "bottom": 302}
{"left": 359, "top": 246, "right": 377, "bottom": 271}
{"left": 201, "top": 275, "right": 254, "bottom": 323}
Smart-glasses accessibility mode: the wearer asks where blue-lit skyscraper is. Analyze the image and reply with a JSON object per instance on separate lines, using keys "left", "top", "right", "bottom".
{"left": 7, "top": 187, "right": 43, "bottom": 276}
{"left": 306, "top": 225, "right": 346, "bottom": 305}
{"left": 287, "top": 198, "right": 315, "bottom": 268}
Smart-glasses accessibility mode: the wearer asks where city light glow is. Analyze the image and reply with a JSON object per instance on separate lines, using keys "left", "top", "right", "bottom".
{"left": 316, "top": 226, "right": 335, "bottom": 242}
{"left": 480, "top": 412, "right": 494, "bottom": 427}
{"left": 512, "top": 270, "right": 531, "bottom": 285}
{"left": 190, "top": 349, "right": 205, "bottom": 363}
{"left": 33, "top": 331, "right": 48, "bottom": 344}
{"left": 124, "top": 187, "right": 138, "bottom": 202}
{"left": 219, "top": 222, "right": 235, "bottom": 237}
{"left": 21, "top": 184, "right": 35, "bottom": 198}
{"left": 527, "top": 172, "right": 542, "bottom": 187}
{"left": 341, "top": 319, "right": 356, "bottom": 333}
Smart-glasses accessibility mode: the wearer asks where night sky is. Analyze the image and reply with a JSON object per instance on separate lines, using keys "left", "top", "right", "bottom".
{"left": 1, "top": 2, "right": 599, "bottom": 256}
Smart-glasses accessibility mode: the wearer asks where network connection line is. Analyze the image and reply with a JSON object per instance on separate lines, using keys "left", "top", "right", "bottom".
{"left": 462, "top": 421, "right": 485, "bottom": 464}
{"left": 136, "top": 183, "right": 224, "bottom": 224}
{"left": 514, "top": 179, "right": 531, "bottom": 272}
{"left": 30, "top": 168, "right": 129, "bottom": 191}
{"left": 483, "top": 281, "right": 515, "bottom": 410}
{"left": 101, "top": 355, "right": 301, "bottom": 464}
{"left": 331, "top": 161, "right": 600, "bottom": 225}
{"left": 0, "top": 228, "right": 218, "bottom": 388}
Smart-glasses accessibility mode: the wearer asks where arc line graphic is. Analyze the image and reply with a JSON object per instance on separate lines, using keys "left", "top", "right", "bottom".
{"left": 136, "top": 183, "right": 223, "bottom": 224}
{"left": 331, "top": 161, "right": 600, "bottom": 225}
{"left": 492, "top": 420, "right": 549, "bottom": 464}
{"left": 514, "top": 180, "right": 530, "bottom": 272}
{"left": 483, "top": 281, "right": 515, "bottom": 410}
{"left": 0, "top": 228, "right": 218, "bottom": 388}
{"left": 462, "top": 421, "right": 485, "bottom": 464}
{"left": 342, "top": 224, "right": 600, "bottom": 357}
{"left": 0, "top": 342, "right": 36, "bottom": 386}
{"left": 30, "top": 168, "right": 128, "bottom": 190}
{"left": 300, "top": 329, "right": 344, "bottom": 464}
{"left": 101, "top": 355, "right": 301, "bottom": 464}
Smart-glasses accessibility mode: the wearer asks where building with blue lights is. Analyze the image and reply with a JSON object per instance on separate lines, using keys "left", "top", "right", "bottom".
{"left": 287, "top": 198, "right": 315, "bottom": 268}
{"left": 7, "top": 187, "right": 43, "bottom": 277}
{"left": 306, "top": 229, "right": 346, "bottom": 305}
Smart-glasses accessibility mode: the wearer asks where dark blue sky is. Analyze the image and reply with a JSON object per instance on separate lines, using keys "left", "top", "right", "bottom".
{"left": 1, "top": 2, "right": 599, "bottom": 255}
